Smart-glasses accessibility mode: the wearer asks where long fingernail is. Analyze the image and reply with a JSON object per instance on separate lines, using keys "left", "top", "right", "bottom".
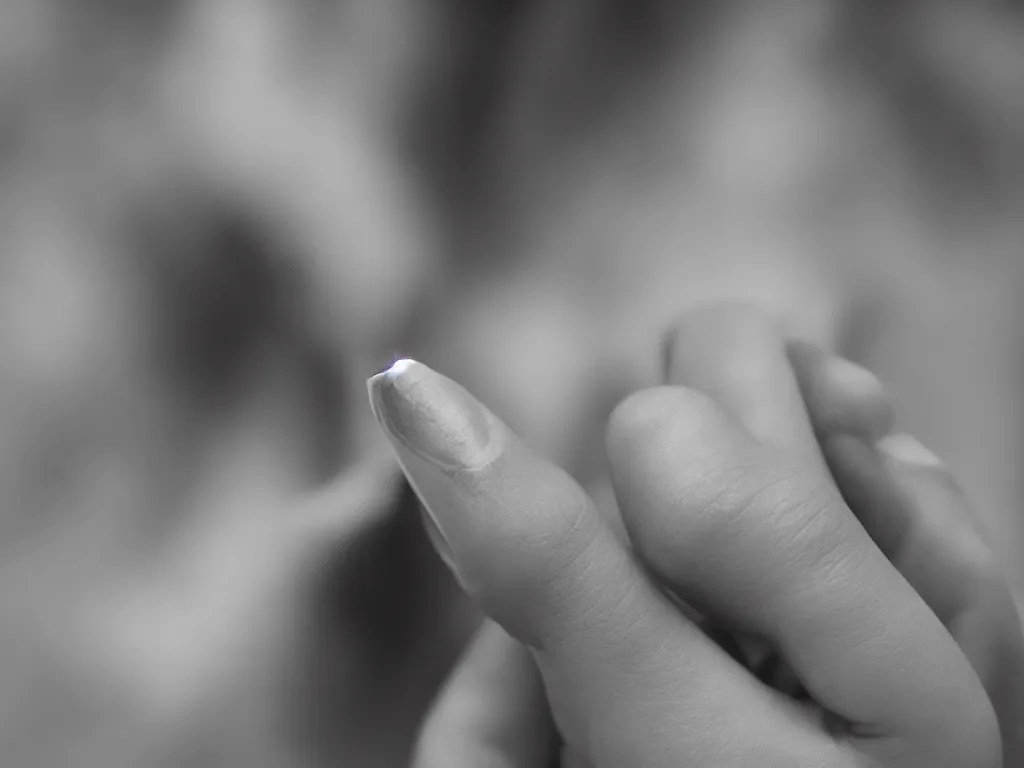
{"left": 367, "top": 359, "right": 502, "bottom": 581}
{"left": 877, "top": 433, "right": 944, "bottom": 468}
{"left": 368, "top": 359, "right": 498, "bottom": 471}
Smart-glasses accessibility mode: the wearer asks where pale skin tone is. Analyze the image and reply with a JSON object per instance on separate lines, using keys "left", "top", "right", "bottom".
{"left": 367, "top": 302, "right": 1024, "bottom": 768}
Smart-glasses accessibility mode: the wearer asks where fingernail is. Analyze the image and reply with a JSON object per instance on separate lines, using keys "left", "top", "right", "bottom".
{"left": 367, "top": 359, "right": 501, "bottom": 585}
{"left": 823, "top": 355, "right": 881, "bottom": 400}
{"left": 791, "top": 340, "right": 894, "bottom": 441}
{"left": 826, "top": 355, "right": 894, "bottom": 441}
{"left": 877, "top": 433, "right": 944, "bottom": 468}
{"left": 367, "top": 359, "right": 497, "bottom": 472}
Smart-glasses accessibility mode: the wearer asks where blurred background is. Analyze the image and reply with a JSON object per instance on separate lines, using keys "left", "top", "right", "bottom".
{"left": 0, "top": 1, "right": 1022, "bottom": 765}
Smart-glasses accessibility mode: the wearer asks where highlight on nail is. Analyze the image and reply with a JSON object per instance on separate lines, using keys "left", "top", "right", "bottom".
{"left": 367, "top": 358, "right": 501, "bottom": 471}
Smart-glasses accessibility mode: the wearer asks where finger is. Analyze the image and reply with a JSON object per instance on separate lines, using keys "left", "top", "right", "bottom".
{"left": 876, "top": 437, "right": 1024, "bottom": 765}
{"left": 789, "top": 345, "right": 1022, "bottom": 764}
{"left": 621, "top": 314, "right": 999, "bottom": 764}
{"left": 825, "top": 432, "right": 1024, "bottom": 765}
{"left": 786, "top": 343, "right": 919, "bottom": 561}
{"left": 786, "top": 342, "right": 1005, "bottom": 628}
{"left": 662, "top": 306, "right": 820, "bottom": 680}
{"left": 661, "top": 302, "right": 822, "bottom": 465}
{"left": 786, "top": 343, "right": 905, "bottom": 559}
{"left": 825, "top": 433, "right": 993, "bottom": 623}
{"left": 368, "top": 359, "right": 848, "bottom": 767}
{"left": 786, "top": 340, "right": 894, "bottom": 442}
{"left": 414, "top": 621, "right": 557, "bottom": 768}
{"left": 789, "top": 343, "right": 1020, "bottom": 670}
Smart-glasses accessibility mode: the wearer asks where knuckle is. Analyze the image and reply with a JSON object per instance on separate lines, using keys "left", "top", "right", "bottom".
{"left": 733, "top": 464, "right": 839, "bottom": 550}
{"left": 716, "top": 464, "right": 864, "bottom": 588}
{"left": 770, "top": 476, "right": 852, "bottom": 570}
{"left": 636, "top": 458, "right": 839, "bottom": 572}
{"left": 513, "top": 471, "right": 597, "bottom": 585}
{"left": 479, "top": 468, "right": 613, "bottom": 645}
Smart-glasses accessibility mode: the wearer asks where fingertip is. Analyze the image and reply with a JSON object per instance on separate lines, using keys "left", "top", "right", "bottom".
{"left": 605, "top": 385, "right": 752, "bottom": 516}
{"left": 662, "top": 302, "right": 786, "bottom": 390}
{"left": 788, "top": 340, "right": 893, "bottom": 442}
{"left": 606, "top": 386, "right": 712, "bottom": 460}
{"left": 876, "top": 433, "right": 945, "bottom": 469}
{"left": 824, "top": 358, "right": 893, "bottom": 442}
{"left": 662, "top": 303, "right": 826, "bottom": 461}
{"left": 655, "top": 302, "right": 779, "bottom": 383}
{"left": 823, "top": 355, "right": 886, "bottom": 406}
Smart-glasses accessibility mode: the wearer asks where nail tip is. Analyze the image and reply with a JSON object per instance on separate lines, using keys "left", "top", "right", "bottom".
{"left": 826, "top": 356, "right": 882, "bottom": 396}
{"left": 877, "top": 432, "right": 944, "bottom": 467}
{"left": 366, "top": 358, "right": 497, "bottom": 470}
{"left": 368, "top": 358, "right": 422, "bottom": 414}
{"left": 387, "top": 357, "right": 419, "bottom": 377}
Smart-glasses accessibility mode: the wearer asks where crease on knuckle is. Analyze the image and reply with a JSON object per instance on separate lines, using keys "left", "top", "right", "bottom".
{"left": 540, "top": 493, "right": 618, "bottom": 623}
{"left": 735, "top": 467, "right": 863, "bottom": 590}
{"left": 779, "top": 483, "right": 849, "bottom": 568}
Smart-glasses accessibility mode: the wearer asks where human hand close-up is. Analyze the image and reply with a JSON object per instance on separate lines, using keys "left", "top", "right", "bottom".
{"left": 368, "top": 302, "right": 1024, "bottom": 768}
{"left": 2, "top": 5, "right": 1024, "bottom": 766}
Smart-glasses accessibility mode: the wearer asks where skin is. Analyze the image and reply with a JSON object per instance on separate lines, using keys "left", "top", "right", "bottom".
{"left": 366, "top": 301, "right": 1023, "bottom": 768}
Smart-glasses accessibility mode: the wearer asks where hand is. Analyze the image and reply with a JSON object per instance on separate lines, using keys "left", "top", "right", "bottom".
{"left": 368, "top": 303, "right": 1023, "bottom": 767}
